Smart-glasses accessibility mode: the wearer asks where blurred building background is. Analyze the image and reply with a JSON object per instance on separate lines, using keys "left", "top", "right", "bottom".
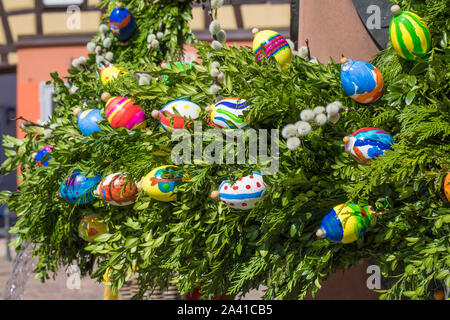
{"left": 0, "top": 0, "right": 386, "bottom": 300}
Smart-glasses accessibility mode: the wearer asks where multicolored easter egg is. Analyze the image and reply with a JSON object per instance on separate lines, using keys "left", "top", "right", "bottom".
{"left": 159, "top": 100, "right": 201, "bottom": 132}
{"left": 389, "top": 5, "right": 431, "bottom": 61}
{"left": 316, "top": 203, "right": 376, "bottom": 244}
{"left": 209, "top": 98, "right": 250, "bottom": 130}
{"left": 100, "top": 64, "right": 128, "bottom": 85}
{"left": 444, "top": 173, "right": 450, "bottom": 202}
{"left": 78, "top": 214, "right": 109, "bottom": 242}
{"left": 59, "top": 170, "right": 102, "bottom": 204}
{"left": 344, "top": 127, "right": 394, "bottom": 165}
{"left": 105, "top": 96, "right": 147, "bottom": 130}
{"left": 340, "top": 58, "right": 384, "bottom": 104}
{"left": 139, "top": 166, "right": 184, "bottom": 202}
{"left": 95, "top": 173, "right": 138, "bottom": 206}
{"left": 109, "top": 5, "right": 135, "bottom": 43}
{"left": 218, "top": 172, "right": 266, "bottom": 210}
{"left": 253, "top": 30, "right": 292, "bottom": 68}
{"left": 35, "top": 145, "right": 54, "bottom": 167}
{"left": 78, "top": 109, "right": 104, "bottom": 135}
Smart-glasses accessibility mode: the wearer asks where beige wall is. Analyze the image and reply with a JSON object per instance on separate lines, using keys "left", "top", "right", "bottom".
{"left": 298, "top": 0, "right": 379, "bottom": 63}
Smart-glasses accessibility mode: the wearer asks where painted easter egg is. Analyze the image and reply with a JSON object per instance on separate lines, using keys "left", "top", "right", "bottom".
{"left": 109, "top": 5, "right": 135, "bottom": 43}
{"left": 159, "top": 100, "right": 201, "bottom": 132}
{"left": 59, "top": 170, "right": 102, "bottom": 204}
{"left": 444, "top": 173, "right": 450, "bottom": 202}
{"left": 389, "top": 5, "right": 431, "bottom": 61}
{"left": 105, "top": 96, "right": 147, "bottom": 130}
{"left": 209, "top": 98, "right": 250, "bottom": 130}
{"left": 253, "top": 30, "right": 292, "bottom": 68}
{"left": 340, "top": 58, "right": 384, "bottom": 104}
{"left": 95, "top": 173, "right": 138, "bottom": 206}
{"left": 218, "top": 172, "right": 266, "bottom": 210}
{"left": 78, "top": 214, "right": 109, "bottom": 242}
{"left": 35, "top": 145, "right": 54, "bottom": 167}
{"left": 139, "top": 166, "right": 184, "bottom": 202}
{"left": 344, "top": 127, "right": 394, "bottom": 165}
{"left": 100, "top": 65, "right": 128, "bottom": 85}
{"left": 78, "top": 109, "right": 104, "bottom": 135}
{"left": 316, "top": 203, "right": 376, "bottom": 244}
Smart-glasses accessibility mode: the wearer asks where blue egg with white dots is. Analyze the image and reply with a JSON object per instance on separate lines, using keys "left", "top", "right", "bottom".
{"left": 59, "top": 170, "right": 102, "bottom": 204}
{"left": 78, "top": 109, "right": 103, "bottom": 136}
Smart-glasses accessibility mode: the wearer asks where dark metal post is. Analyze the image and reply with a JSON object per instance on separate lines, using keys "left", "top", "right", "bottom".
{"left": 290, "top": 0, "right": 300, "bottom": 49}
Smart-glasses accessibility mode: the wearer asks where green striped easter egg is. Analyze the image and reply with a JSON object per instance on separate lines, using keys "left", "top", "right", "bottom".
{"left": 389, "top": 5, "right": 431, "bottom": 61}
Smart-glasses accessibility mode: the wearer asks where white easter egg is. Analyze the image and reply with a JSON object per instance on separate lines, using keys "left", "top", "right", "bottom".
{"left": 218, "top": 172, "right": 266, "bottom": 210}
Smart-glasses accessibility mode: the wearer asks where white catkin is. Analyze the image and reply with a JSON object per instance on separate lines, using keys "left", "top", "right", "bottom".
{"left": 309, "top": 56, "right": 319, "bottom": 64}
{"left": 217, "top": 72, "right": 225, "bottom": 83}
{"left": 296, "top": 121, "right": 312, "bottom": 136}
{"left": 286, "top": 39, "right": 295, "bottom": 51}
{"left": 87, "top": 42, "right": 96, "bottom": 52}
{"left": 286, "top": 137, "right": 301, "bottom": 150}
{"left": 104, "top": 52, "right": 114, "bottom": 61}
{"left": 211, "top": 40, "right": 223, "bottom": 50}
{"left": 103, "top": 38, "right": 112, "bottom": 48}
{"left": 138, "top": 76, "right": 151, "bottom": 86}
{"left": 211, "top": 0, "right": 224, "bottom": 9}
{"left": 99, "top": 24, "right": 109, "bottom": 34}
{"left": 209, "top": 84, "right": 220, "bottom": 94}
{"left": 209, "top": 20, "right": 221, "bottom": 36}
{"left": 72, "top": 58, "right": 81, "bottom": 69}
{"left": 43, "top": 129, "right": 54, "bottom": 138}
{"left": 210, "top": 68, "right": 220, "bottom": 78}
{"left": 326, "top": 102, "right": 341, "bottom": 116}
{"left": 211, "top": 61, "right": 221, "bottom": 69}
{"left": 281, "top": 124, "right": 298, "bottom": 139}
{"left": 216, "top": 30, "right": 227, "bottom": 43}
{"left": 156, "top": 32, "right": 164, "bottom": 39}
{"left": 69, "top": 86, "right": 79, "bottom": 94}
{"left": 95, "top": 55, "right": 104, "bottom": 64}
{"left": 313, "top": 106, "right": 326, "bottom": 115}
{"left": 328, "top": 113, "right": 341, "bottom": 123}
{"left": 252, "top": 28, "right": 259, "bottom": 35}
{"left": 298, "top": 46, "right": 309, "bottom": 59}
{"left": 49, "top": 123, "right": 59, "bottom": 130}
{"left": 95, "top": 46, "right": 102, "bottom": 54}
{"left": 315, "top": 113, "right": 328, "bottom": 126}
{"left": 78, "top": 56, "right": 87, "bottom": 65}
{"left": 300, "top": 109, "right": 315, "bottom": 122}
{"left": 333, "top": 101, "right": 343, "bottom": 108}
{"left": 147, "top": 34, "right": 156, "bottom": 43}
{"left": 151, "top": 39, "right": 159, "bottom": 48}
{"left": 140, "top": 74, "right": 151, "bottom": 81}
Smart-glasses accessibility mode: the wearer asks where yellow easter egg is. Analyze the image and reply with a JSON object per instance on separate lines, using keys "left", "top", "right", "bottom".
{"left": 252, "top": 30, "right": 292, "bottom": 68}
{"left": 78, "top": 214, "right": 109, "bottom": 242}
{"left": 101, "top": 65, "right": 128, "bottom": 85}
{"left": 139, "top": 165, "right": 184, "bottom": 202}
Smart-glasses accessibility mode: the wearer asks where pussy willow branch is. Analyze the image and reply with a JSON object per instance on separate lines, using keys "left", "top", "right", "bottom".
{"left": 12, "top": 116, "right": 51, "bottom": 129}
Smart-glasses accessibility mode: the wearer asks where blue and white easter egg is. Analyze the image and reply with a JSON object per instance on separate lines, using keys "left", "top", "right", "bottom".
{"left": 59, "top": 170, "right": 102, "bottom": 204}
{"left": 218, "top": 172, "right": 266, "bottom": 210}
{"left": 340, "top": 58, "right": 384, "bottom": 104}
{"left": 344, "top": 127, "right": 394, "bottom": 165}
{"left": 78, "top": 109, "right": 104, "bottom": 136}
{"left": 209, "top": 98, "right": 250, "bottom": 129}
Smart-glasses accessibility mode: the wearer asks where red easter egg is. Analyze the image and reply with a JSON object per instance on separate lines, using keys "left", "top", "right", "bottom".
{"left": 105, "top": 96, "right": 147, "bottom": 130}
{"left": 96, "top": 173, "right": 137, "bottom": 206}
{"left": 444, "top": 173, "right": 450, "bottom": 202}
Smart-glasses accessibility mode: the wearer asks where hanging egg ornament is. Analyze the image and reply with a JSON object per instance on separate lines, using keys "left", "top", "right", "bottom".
{"left": 100, "top": 64, "right": 128, "bottom": 85}
{"left": 316, "top": 203, "right": 377, "bottom": 244}
{"left": 340, "top": 57, "right": 384, "bottom": 104}
{"left": 213, "top": 172, "right": 266, "bottom": 210}
{"left": 207, "top": 98, "right": 250, "bottom": 130}
{"left": 109, "top": 3, "right": 135, "bottom": 44}
{"left": 139, "top": 166, "right": 184, "bottom": 202}
{"left": 444, "top": 173, "right": 450, "bottom": 202}
{"left": 102, "top": 94, "right": 147, "bottom": 130}
{"left": 153, "top": 100, "right": 201, "bottom": 132}
{"left": 343, "top": 127, "right": 394, "bottom": 165}
{"left": 252, "top": 30, "right": 292, "bottom": 68}
{"left": 94, "top": 173, "right": 138, "bottom": 206}
{"left": 77, "top": 109, "right": 104, "bottom": 135}
{"left": 389, "top": 5, "right": 431, "bottom": 61}
{"left": 59, "top": 170, "right": 102, "bottom": 204}
{"left": 78, "top": 214, "right": 109, "bottom": 242}
{"left": 34, "top": 145, "right": 55, "bottom": 167}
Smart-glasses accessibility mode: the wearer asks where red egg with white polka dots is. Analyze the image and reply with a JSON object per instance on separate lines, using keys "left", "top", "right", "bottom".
{"left": 218, "top": 172, "right": 266, "bottom": 210}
